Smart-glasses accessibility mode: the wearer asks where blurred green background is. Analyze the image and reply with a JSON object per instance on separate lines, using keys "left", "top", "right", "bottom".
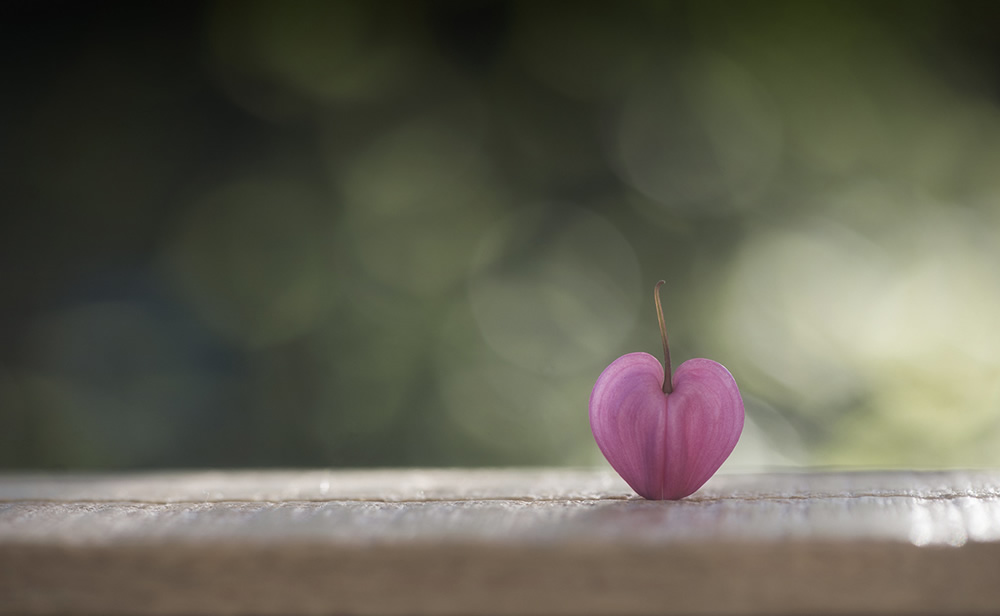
{"left": 3, "top": 1, "right": 1000, "bottom": 470}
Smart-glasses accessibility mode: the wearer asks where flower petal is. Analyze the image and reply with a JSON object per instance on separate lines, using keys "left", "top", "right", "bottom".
{"left": 589, "top": 352, "right": 667, "bottom": 499}
{"left": 662, "top": 358, "right": 744, "bottom": 499}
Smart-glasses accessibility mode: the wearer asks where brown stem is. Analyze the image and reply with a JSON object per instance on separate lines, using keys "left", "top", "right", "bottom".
{"left": 654, "top": 280, "right": 673, "bottom": 394}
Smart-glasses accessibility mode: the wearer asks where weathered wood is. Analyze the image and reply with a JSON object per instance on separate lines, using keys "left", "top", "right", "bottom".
{"left": 2, "top": 469, "right": 1000, "bottom": 614}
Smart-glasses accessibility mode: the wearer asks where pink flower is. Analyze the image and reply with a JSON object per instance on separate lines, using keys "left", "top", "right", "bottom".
{"left": 589, "top": 282, "right": 744, "bottom": 500}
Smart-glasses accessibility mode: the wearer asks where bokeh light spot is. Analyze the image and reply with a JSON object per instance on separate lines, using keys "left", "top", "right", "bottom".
{"left": 336, "top": 113, "right": 504, "bottom": 296}
{"left": 161, "top": 179, "right": 340, "bottom": 348}
{"left": 616, "top": 50, "right": 782, "bottom": 214}
{"left": 469, "top": 207, "right": 641, "bottom": 376}
{"left": 208, "top": 0, "right": 419, "bottom": 110}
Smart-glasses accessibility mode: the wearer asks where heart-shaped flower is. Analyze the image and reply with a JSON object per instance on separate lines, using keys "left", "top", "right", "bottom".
{"left": 589, "top": 281, "right": 744, "bottom": 500}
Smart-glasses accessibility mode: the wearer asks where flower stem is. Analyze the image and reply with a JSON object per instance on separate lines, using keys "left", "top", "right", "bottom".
{"left": 654, "top": 280, "right": 673, "bottom": 394}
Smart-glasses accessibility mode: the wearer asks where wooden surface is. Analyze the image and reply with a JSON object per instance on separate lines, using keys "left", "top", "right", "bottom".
{"left": 2, "top": 469, "right": 1000, "bottom": 614}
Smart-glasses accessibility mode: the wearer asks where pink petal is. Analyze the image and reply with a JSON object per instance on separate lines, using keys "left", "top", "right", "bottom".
{"left": 589, "top": 354, "right": 744, "bottom": 500}
{"left": 663, "top": 358, "right": 744, "bottom": 499}
{"left": 589, "top": 352, "right": 667, "bottom": 499}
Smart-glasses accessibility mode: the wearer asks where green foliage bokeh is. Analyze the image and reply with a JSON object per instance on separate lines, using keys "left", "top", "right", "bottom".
{"left": 3, "top": 1, "right": 1000, "bottom": 470}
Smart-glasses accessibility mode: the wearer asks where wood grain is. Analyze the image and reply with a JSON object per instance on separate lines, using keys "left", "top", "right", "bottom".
{"left": 2, "top": 469, "right": 999, "bottom": 614}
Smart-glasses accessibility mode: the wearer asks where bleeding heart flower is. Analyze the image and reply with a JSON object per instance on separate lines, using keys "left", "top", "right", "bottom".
{"left": 589, "top": 281, "right": 744, "bottom": 500}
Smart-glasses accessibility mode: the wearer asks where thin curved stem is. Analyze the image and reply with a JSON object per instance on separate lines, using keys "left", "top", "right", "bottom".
{"left": 654, "top": 280, "right": 673, "bottom": 394}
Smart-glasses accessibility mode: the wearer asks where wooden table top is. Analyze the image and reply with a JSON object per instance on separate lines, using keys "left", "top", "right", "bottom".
{"left": 2, "top": 468, "right": 999, "bottom": 614}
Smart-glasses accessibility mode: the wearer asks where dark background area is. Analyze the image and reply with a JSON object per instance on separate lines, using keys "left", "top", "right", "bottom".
{"left": 3, "top": 1, "right": 1000, "bottom": 470}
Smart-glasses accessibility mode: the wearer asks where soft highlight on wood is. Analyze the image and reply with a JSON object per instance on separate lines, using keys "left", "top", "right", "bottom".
{"left": 2, "top": 469, "right": 1000, "bottom": 615}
